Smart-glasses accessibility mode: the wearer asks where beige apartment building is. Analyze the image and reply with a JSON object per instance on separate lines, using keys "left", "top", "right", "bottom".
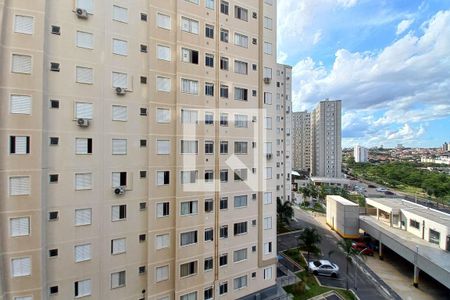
{"left": 292, "top": 111, "right": 310, "bottom": 172}
{"left": 0, "top": 0, "right": 290, "bottom": 300}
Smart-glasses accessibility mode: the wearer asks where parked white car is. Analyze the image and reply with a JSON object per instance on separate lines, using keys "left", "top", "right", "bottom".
{"left": 308, "top": 260, "right": 339, "bottom": 277}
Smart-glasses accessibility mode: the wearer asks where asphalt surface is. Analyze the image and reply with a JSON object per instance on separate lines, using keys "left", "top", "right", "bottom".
{"left": 278, "top": 208, "right": 394, "bottom": 300}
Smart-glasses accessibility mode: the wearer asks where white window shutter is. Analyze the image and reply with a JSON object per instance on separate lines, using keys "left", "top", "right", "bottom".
{"left": 77, "top": 0, "right": 93, "bottom": 13}
{"left": 112, "top": 39, "right": 128, "bottom": 56}
{"left": 10, "top": 95, "right": 32, "bottom": 114}
{"left": 9, "top": 176, "right": 30, "bottom": 196}
{"left": 157, "top": 14, "right": 171, "bottom": 29}
{"left": 14, "top": 15, "right": 33, "bottom": 34}
{"left": 75, "top": 102, "right": 93, "bottom": 119}
{"left": 77, "top": 279, "right": 91, "bottom": 296}
{"left": 11, "top": 257, "right": 31, "bottom": 277}
{"left": 14, "top": 296, "right": 33, "bottom": 300}
{"left": 77, "top": 31, "right": 93, "bottom": 49}
{"left": 76, "top": 138, "right": 88, "bottom": 154}
{"left": 10, "top": 217, "right": 30, "bottom": 236}
{"left": 75, "top": 208, "right": 92, "bottom": 225}
{"left": 112, "top": 139, "right": 127, "bottom": 155}
{"left": 157, "top": 45, "right": 170, "bottom": 60}
{"left": 12, "top": 54, "right": 32, "bottom": 74}
{"left": 157, "top": 108, "right": 170, "bottom": 123}
{"left": 112, "top": 172, "right": 121, "bottom": 187}
{"left": 75, "top": 173, "right": 92, "bottom": 190}
{"left": 75, "top": 244, "right": 91, "bottom": 262}
{"left": 113, "top": 238, "right": 126, "bottom": 253}
{"left": 112, "top": 72, "right": 127, "bottom": 88}
{"left": 157, "top": 140, "right": 170, "bottom": 154}
{"left": 112, "top": 105, "right": 127, "bottom": 121}
{"left": 157, "top": 77, "right": 171, "bottom": 92}
{"left": 112, "top": 5, "right": 128, "bottom": 23}
{"left": 76, "top": 66, "right": 93, "bottom": 84}
{"left": 112, "top": 206, "right": 120, "bottom": 220}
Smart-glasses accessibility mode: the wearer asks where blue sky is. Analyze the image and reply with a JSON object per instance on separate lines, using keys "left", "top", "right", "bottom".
{"left": 278, "top": 0, "right": 450, "bottom": 148}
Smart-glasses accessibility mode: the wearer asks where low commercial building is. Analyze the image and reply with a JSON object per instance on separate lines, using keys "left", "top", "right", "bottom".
{"left": 311, "top": 177, "right": 352, "bottom": 189}
{"left": 326, "top": 195, "right": 359, "bottom": 238}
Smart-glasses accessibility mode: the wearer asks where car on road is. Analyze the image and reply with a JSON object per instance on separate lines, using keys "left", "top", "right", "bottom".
{"left": 351, "top": 242, "right": 374, "bottom": 256}
{"left": 308, "top": 260, "right": 339, "bottom": 277}
{"left": 384, "top": 191, "right": 395, "bottom": 195}
{"left": 368, "top": 184, "right": 376, "bottom": 188}
{"left": 376, "top": 187, "right": 387, "bottom": 192}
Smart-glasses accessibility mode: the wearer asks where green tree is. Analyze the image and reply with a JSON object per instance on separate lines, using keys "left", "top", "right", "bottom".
{"left": 277, "top": 198, "right": 294, "bottom": 226}
{"left": 298, "top": 227, "right": 322, "bottom": 268}
{"left": 337, "top": 239, "right": 361, "bottom": 290}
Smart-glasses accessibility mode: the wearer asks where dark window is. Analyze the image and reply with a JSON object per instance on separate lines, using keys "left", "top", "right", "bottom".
{"left": 409, "top": 219, "right": 420, "bottom": 229}
{"left": 139, "top": 202, "right": 147, "bottom": 210}
{"left": 220, "top": 114, "right": 228, "bottom": 126}
{"left": 205, "top": 83, "right": 214, "bottom": 96}
{"left": 140, "top": 44, "right": 148, "bottom": 53}
{"left": 220, "top": 57, "right": 229, "bottom": 70}
{"left": 140, "top": 13, "right": 148, "bottom": 21}
{"left": 50, "top": 137, "right": 59, "bottom": 145}
{"left": 219, "top": 254, "right": 228, "bottom": 266}
{"left": 220, "top": 85, "right": 229, "bottom": 98}
{"left": 220, "top": 197, "right": 228, "bottom": 210}
{"left": 220, "top": 1, "right": 229, "bottom": 15}
{"left": 50, "top": 62, "right": 60, "bottom": 72}
{"left": 50, "top": 99, "right": 60, "bottom": 108}
{"left": 205, "top": 54, "right": 214, "bottom": 67}
{"left": 10, "top": 136, "right": 30, "bottom": 154}
{"left": 252, "top": 245, "right": 256, "bottom": 252}
{"left": 205, "top": 24, "right": 214, "bottom": 38}
{"left": 252, "top": 272, "right": 256, "bottom": 278}
{"left": 49, "top": 174, "right": 59, "bottom": 183}
{"left": 204, "top": 228, "right": 214, "bottom": 241}
{"left": 139, "top": 234, "right": 146, "bottom": 242}
{"left": 220, "top": 226, "right": 228, "bottom": 238}
{"left": 49, "top": 249, "right": 58, "bottom": 257}
{"left": 205, "top": 199, "right": 213, "bottom": 212}
{"left": 139, "top": 266, "right": 146, "bottom": 274}
{"left": 48, "top": 211, "right": 59, "bottom": 220}
{"left": 252, "top": 90, "right": 257, "bottom": 97}
{"left": 220, "top": 142, "right": 228, "bottom": 154}
{"left": 220, "top": 29, "right": 229, "bottom": 43}
{"left": 49, "top": 286, "right": 59, "bottom": 294}
{"left": 204, "top": 287, "right": 213, "bottom": 300}
{"left": 51, "top": 25, "right": 61, "bottom": 35}
{"left": 252, "top": 64, "right": 257, "bottom": 71}
{"left": 140, "top": 171, "right": 147, "bottom": 178}
{"left": 204, "top": 170, "right": 213, "bottom": 182}
{"left": 140, "top": 108, "right": 147, "bottom": 116}
{"left": 234, "top": 221, "right": 248, "bottom": 235}
{"left": 219, "top": 282, "right": 228, "bottom": 295}
{"left": 140, "top": 76, "right": 147, "bottom": 84}
{"left": 205, "top": 141, "right": 214, "bottom": 154}
{"left": 140, "top": 139, "right": 147, "bottom": 147}
{"left": 220, "top": 170, "right": 228, "bottom": 182}
{"left": 204, "top": 257, "right": 213, "bottom": 271}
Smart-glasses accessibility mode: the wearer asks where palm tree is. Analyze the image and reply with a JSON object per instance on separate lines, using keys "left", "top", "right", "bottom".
{"left": 277, "top": 198, "right": 294, "bottom": 226}
{"left": 298, "top": 227, "right": 321, "bottom": 268}
{"left": 337, "top": 239, "right": 360, "bottom": 290}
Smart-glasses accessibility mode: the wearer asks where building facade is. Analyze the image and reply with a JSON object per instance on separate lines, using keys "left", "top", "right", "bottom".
{"left": 310, "top": 100, "right": 342, "bottom": 178}
{"left": 354, "top": 145, "right": 368, "bottom": 163}
{"left": 292, "top": 111, "right": 311, "bottom": 172}
{"left": 0, "top": 0, "right": 287, "bottom": 299}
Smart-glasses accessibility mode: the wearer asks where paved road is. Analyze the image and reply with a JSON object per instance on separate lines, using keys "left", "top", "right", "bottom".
{"left": 278, "top": 208, "right": 394, "bottom": 300}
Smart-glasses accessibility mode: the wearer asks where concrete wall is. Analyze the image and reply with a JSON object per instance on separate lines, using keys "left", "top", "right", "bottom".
{"left": 326, "top": 196, "right": 359, "bottom": 238}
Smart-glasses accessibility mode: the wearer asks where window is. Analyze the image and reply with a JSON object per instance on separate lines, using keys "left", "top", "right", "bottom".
{"left": 220, "top": 225, "right": 228, "bottom": 238}
{"left": 51, "top": 25, "right": 61, "bottom": 35}
{"left": 264, "top": 267, "right": 273, "bottom": 280}
{"left": 204, "top": 199, "right": 213, "bottom": 212}
{"left": 199, "top": 225, "right": 213, "bottom": 241}
{"left": 9, "top": 136, "right": 30, "bottom": 154}
{"left": 234, "top": 60, "right": 248, "bottom": 75}
{"left": 263, "top": 192, "right": 272, "bottom": 204}
{"left": 10, "top": 95, "right": 31, "bottom": 114}
{"left": 233, "top": 248, "right": 247, "bottom": 262}
{"left": 220, "top": 113, "right": 228, "bottom": 126}
{"left": 265, "top": 117, "right": 272, "bottom": 129}
{"left": 264, "top": 67, "right": 272, "bottom": 79}
{"left": 157, "top": 108, "right": 171, "bottom": 123}
{"left": 220, "top": 169, "right": 228, "bottom": 183}
{"left": 234, "top": 87, "right": 248, "bottom": 101}
{"left": 234, "top": 195, "right": 248, "bottom": 208}
{"left": 157, "top": 13, "right": 171, "bottom": 29}
{"left": 234, "top": 169, "right": 247, "bottom": 181}
{"left": 75, "top": 208, "right": 92, "bottom": 226}
{"left": 112, "top": 105, "right": 127, "bottom": 121}
{"left": 264, "top": 41, "right": 273, "bottom": 55}
{"left": 219, "top": 254, "right": 228, "bottom": 266}
{"left": 234, "top": 142, "right": 248, "bottom": 154}
{"left": 75, "top": 102, "right": 93, "bottom": 119}
{"left": 49, "top": 249, "right": 58, "bottom": 257}
{"left": 220, "top": 85, "right": 229, "bottom": 98}
{"left": 156, "top": 76, "right": 171, "bottom": 92}
{"left": 112, "top": 205, "right": 126, "bottom": 221}
{"left": 235, "top": 114, "right": 248, "bottom": 128}
{"left": 156, "top": 234, "right": 170, "bottom": 249}
{"left": 11, "top": 54, "right": 32, "bottom": 74}
{"left": 75, "top": 173, "right": 92, "bottom": 190}
{"left": 264, "top": 92, "right": 272, "bottom": 104}
{"left": 112, "top": 38, "right": 128, "bottom": 56}
{"left": 181, "top": 17, "right": 199, "bottom": 34}
{"left": 76, "top": 66, "right": 93, "bottom": 84}
{"left": 185, "top": 0, "right": 199, "bottom": 5}
{"left": 112, "top": 72, "right": 127, "bottom": 88}
{"left": 220, "top": 197, "right": 228, "bottom": 210}
{"left": 180, "top": 200, "right": 198, "bottom": 215}
{"left": 75, "top": 138, "right": 92, "bottom": 154}
{"left": 264, "top": 16, "right": 273, "bottom": 30}
{"left": 205, "top": 24, "right": 214, "bottom": 38}
{"left": 76, "top": 31, "right": 93, "bottom": 49}
{"left": 409, "top": 219, "right": 420, "bottom": 229}
{"left": 157, "top": 45, "right": 171, "bottom": 61}
{"left": 77, "top": 0, "right": 94, "bottom": 13}
{"left": 48, "top": 211, "right": 58, "bottom": 220}
{"left": 111, "top": 271, "right": 126, "bottom": 289}
{"left": 180, "top": 261, "right": 197, "bottom": 277}
{"left": 181, "top": 79, "right": 199, "bottom": 95}
{"left": 205, "top": 82, "right": 214, "bottom": 96}
{"left": 112, "top": 139, "right": 127, "bottom": 155}
{"left": 50, "top": 99, "right": 60, "bottom": 109}
{"left": 234, "top": 221, "right": 247, "bottom": 235}
{"left": 181, "top": 170, "right": 198, "bottom": 184}
{"left": 11, "top": 257, "right": 31, "bottom": 277}
{"left": 49, "top": 174, "right": 58, "bottom": 183}
{"left": 49, "top": 286, "right": 59, "bottom": 295}
{"left": 264, "top": 242, "right": 273, "bottom": 254}
{"left": 204, "top": 170, "right": 214, "bottom": 182}
{"left": 181, "top": 48, "right": 199, "bottom": 64}
{"left": 219, "top": 142, "right": 228, "bottom": 155}
{"left": 49, "top": 137, "right": 59, "bottom": 145}
{"left": 141, "top": 13, "right": 147, "bottom": 21}
{"left": 205, "top": 141, "right": 214, "bottom": 154}
{"left": 235, "top": 6, "right": 248, "bottom": 21}
{"left": 111, "top": 238, "right": 126, "bottom": 255}
{"left": 157, "top": 140, "right": 170, "bottom": 155}
{"left": 204, "top": 257, "right": 213, "bottom": 271}
{"left": 157, "top": 171, "right": 170, "bottom": 185}
{"left": 219, "top": 282, "right": 228, "bottom": 295}
{"left": 220, "top": 57, "right": 229, "bottom": 70}
{"left": 180, "top": 292, "right": 197, "bottom": 300}
{"left": 156, "top": 265, "right": 169, "bottom": 282}
{"left": 10, "top": 217, "right": 30, "bottom": 237}
{"left": 74, "top": 244, "right": 91, "bottom": 262}
{"left": 234, "top": 275, "right": 247, "bottom": 290}
{"left": 112, "top": 5, "right": 128, "bottom": 23}
{"left": 220, "top": 28, "right": 229, "bottom": 43}
{"left": 264, "top": 216, "right": 272, "bottom": 230}
{"left": 74, "top": 279, "right": 91, "bottom": 297}
{"left": 180, "top": 230, "right": 197, "bottom": 246}
{"left": 181, "top": 140, "right": 198, "bottom": 154}
{"left": 220, "top": 1, "right": 229, "bottom": 14}
{"left": 111, "top": 172, "right": 127, "bottom": 187}
{"left": 265, "top": 167, "right": 272, "bottom": 179}
{"left": 204, "top": 112, "right": 214, "bottom": 125}
{"left": 264, "top": 142, "right": 273, "bottom": 155}
{"left": 156, "top": 202, "right": 170, "bottom": 217}
{"left": 429, "top": 229, "right": 440, "bottom": 244}
{"left": 140, "top": 107, "right": 147, "bottom": 116}
{"left": 234, "top": 33, "right": 248, "bottom": 48}
{"left": 14, "top": 15, "right": 33, "bottom": 34}
{"left": 205, "top": 54, "right": 214, "bottom": 68}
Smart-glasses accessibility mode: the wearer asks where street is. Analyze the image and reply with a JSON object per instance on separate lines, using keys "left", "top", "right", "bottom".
{"left": 278, "top": 208, "right": 398, "bottom": 300}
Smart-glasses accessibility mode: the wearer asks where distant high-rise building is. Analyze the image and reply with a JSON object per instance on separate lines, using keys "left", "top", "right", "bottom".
{"left": 443, "top": 142, "right": 449, "bottom": 152}
{"left": 292, "top": 111, "right": 311, "bottom": 171}
{"left": 311, "top": 100, "right": 342, "bottom": 178}
{"left": 354, "top": 145, "right": 369, "bottom": 163}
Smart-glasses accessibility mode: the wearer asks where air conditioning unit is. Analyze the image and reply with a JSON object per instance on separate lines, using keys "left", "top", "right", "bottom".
{"left": 77, "top": 118, "right": 90, "bottom": 127}
{"left": 75, "top": 8, "right": 88, "bottom": 19}
{"left": 263, "top": 77, "right": 271, "bottom": 84}
{"left": 115, "top": 87, "right": 126, "bottom": 95}
{"left": 114, "top": 186, "right": 125, "bottom": 195}
{"left": 266, "top": 153, "right": 272, "bottom": 160}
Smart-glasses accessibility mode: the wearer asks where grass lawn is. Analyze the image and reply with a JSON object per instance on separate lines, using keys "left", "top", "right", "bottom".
{"left": 283, "top": 249, "right": 356, "bottom": 300}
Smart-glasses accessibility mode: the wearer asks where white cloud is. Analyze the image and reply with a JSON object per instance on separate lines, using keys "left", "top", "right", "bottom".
{"left": 386, "top": 124, "right": 425, "bottom": 140}
{"left": 313, "top": 31, "right": 323, "bottom": 45}
{"left": 278, "top": 50, "right": 288, "bottom": 64}
{"left": 396, "top": 18, "right": 414, "bottom": 35}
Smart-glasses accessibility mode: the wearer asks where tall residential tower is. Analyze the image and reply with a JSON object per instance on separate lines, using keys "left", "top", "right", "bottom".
{"left": 292, "top": 111, "right": 311, "bottom": 172}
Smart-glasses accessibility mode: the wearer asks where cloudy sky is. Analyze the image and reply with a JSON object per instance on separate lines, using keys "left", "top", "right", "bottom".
{"left": 278, "top": 0, "right": 450, "bottom": 148}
